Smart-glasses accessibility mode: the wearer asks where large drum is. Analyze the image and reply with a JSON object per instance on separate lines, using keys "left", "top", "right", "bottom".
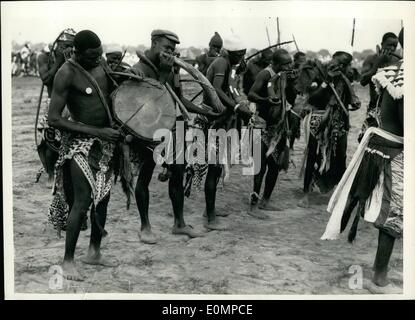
{"left": 112, "top": 78, "right": 176, "bottom": 142}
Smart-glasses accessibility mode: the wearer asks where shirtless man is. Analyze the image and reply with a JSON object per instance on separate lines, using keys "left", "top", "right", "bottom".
{"left": 37, "top": 28, "right": 76, "bottom": 186}
{"left": 248, "top": 49, "right": 294, "bottom": 218}
{"left": 196, "top": 32, "right": 223, "bottom": 76}
{"left": 130, "top": 30, "right": 202, "bottom": 244}
{"left": 242, "top": 48, "right": 273, "bottom": 96}
{"left": 48, "top": 30, "right": 120, "bottom": 280}
{"left": 288, "top": 51, "right": 307, "bottom": 150}
{"left": 358, "top": 32, "right": 399, "bottom": 142}
{"left": 202, "top": 35, "right": 252, "bottom": 229}
{"left": 298, "top": 51, "right": 359, "bottom": 208}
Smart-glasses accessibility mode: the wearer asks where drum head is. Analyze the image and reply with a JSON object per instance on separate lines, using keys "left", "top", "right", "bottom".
{"left": 113, "top": 79, "right": 176, "bottom": 141}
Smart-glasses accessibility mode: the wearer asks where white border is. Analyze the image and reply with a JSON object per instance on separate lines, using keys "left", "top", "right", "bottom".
{"left": 2, "top": 0, "right": 415, "bottom": 300}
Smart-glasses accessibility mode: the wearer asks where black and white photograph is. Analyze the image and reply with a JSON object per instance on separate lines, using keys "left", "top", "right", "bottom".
{"left": 2, "top": 0, "right": 414, "bottom": 299}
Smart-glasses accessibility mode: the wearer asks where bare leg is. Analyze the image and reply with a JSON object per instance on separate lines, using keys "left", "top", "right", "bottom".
{"left": 373, "top": 230, "right": 395, "bottom": 287}
{"left": 135, "top": 156, "right": 157, "bottom": 244}
{"left": 259, "top": 155, "right": 281, "bottom": 211}
{"left": 81, "top": 194, "right": 117, "bottom": 267}
{"left": 169, "top": 164, "right": 185, "bottom": 229}
{"left": 45, "top": 146, "right": 58, "bottom": 188}
{"left": 249, "top": 143, "right": 270, "bottom": 219}
{"left": 204, "top": 165, "right": 228, "bottom": 230}
{"left": 298, "top": 135, "right": 317, "bottom": 208}
{"left": 62, "top": 160, "right": 92, "bottom": 281}
{"left": 169, "top": 164, "right": 203, "bottom": 237}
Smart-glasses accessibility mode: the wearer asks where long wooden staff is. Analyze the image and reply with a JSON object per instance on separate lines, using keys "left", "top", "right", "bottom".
{"left": 265, "top": 26, "right": 271, "bottom": 46}
{"left": 245, "top": 40, "right": 294, "bottom": 61}
{"left": 292, "top": 34, "right": 299, "bottom": 52}
{"left": 34, "top": 84, "right": 44, "bottom": 148}
{"left": 276, "top": 17, "right": 281, "bottom": 44}
{"left": 111, "top": 49, "right": 127, "bottom": 71}
{"left": 351, "top": 18, "right": 356, "bottom": 47}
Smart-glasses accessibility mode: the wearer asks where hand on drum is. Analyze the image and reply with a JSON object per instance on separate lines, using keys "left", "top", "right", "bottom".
{"left": 95, "top": 127, "right": 121, "bottom": 142}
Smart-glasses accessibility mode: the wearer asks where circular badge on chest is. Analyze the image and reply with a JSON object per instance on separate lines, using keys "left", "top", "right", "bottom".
{"left": 86, "top": 87, "right": 92, "bottom": 94}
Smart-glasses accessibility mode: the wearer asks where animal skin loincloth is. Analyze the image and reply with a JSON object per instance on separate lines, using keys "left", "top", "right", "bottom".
{"left": 48, "top": 131, "right": 115, "bottom": 231}
{"left": 322, "top": 127, "right": 403, "bottom": 240}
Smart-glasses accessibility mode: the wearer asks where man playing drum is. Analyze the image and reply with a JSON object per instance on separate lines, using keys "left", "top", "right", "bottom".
{"left": 48, "top": 30, "right": 120, "bottom": 281}
{"left": 129, "top": 30, "right": 202, "bottom": 244}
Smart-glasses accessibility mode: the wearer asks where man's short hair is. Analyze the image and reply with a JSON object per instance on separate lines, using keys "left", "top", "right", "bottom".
{"left": 381, "top": 32, "right": 398, "bottom": 44}
{"left": 293, "top": 51, "right": 306, "bottom": 61}
{"left": 74, "top": 30, "right": 101, "bottom": 53}
{"left": 272, "top": 48, "right": 289, "bottom": 64}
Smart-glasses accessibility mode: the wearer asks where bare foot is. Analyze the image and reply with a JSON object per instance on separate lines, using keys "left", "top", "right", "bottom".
{"left": 258, "top": 199, "right": 282, "bottom": 211}
{"left": 172, "top": 225, "right": 203, "bottom": 238}
{"left": 364, "top": 278, "right": 402, "bottom": 294}
{"left": 139, "top": 229, "right": 158, "bottom": 244}
{"left": 62, "top": 261, "right": 84, "bottom": 281}
{"left": 372, "top": 270, "right": 390, "bottom": 287}
{"left": 203, "top": 209, "right": 230, "bottom": 217}
{"left": 46, "top": 177, "right": 54, "bottom": 189}
{"left": 247, "top": 206, "right": 270, "bottom": 220}
{"left": 297, "top": 194, "right": 309, "bottom": 208}
{"left": 81, "top": 253, "right": 118, "bottom": 267}
{"left": 204, "top": 219, "right": 228, "bottom": 231}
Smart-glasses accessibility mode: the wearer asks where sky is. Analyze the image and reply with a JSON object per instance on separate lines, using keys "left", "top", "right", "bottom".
{"left": 1, "top": 1, "right": 406, "bottom": 53}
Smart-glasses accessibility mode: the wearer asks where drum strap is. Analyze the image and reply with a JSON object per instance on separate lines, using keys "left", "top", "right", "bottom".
{"left": 100, "top": 61, "right": 120, "bottom": 89}
{"left": 68, "top": 59, "right": 114, "bottom": 126}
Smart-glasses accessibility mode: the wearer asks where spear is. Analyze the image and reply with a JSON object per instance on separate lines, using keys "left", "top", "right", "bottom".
{"left": 265, "top": 26, "right": 271, "bottom": 46}
{"left": 351, "top": 18, "right": 356, "bottom": 47}
{"left": 292, "top": 34, "right": 299, "bottom": 52}
{"left": 245, "top": 40, "right": 294, "bottom": 61}
{"left": 276, "top": 17, "right": 281, "bottom": 44}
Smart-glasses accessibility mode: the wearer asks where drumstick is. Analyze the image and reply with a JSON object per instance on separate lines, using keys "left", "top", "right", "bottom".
{"left": 109, "top": 71, "right": 143, "bottom": 81}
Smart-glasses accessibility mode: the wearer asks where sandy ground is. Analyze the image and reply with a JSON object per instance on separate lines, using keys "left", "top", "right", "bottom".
{"left": 10, "top": 76, "right": 402, "bottom": 295}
